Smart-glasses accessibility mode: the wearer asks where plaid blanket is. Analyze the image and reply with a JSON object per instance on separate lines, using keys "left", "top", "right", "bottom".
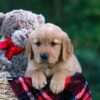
{"left": 8, "top": 73, "right": 92, "bottom": 100}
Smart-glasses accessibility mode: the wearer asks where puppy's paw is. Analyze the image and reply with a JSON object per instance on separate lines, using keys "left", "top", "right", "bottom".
{"left": 50, "top": 78, "right": 65, "bottom": 94}
{"left": 32, "top": 72, "right": 47, "bottom": 90}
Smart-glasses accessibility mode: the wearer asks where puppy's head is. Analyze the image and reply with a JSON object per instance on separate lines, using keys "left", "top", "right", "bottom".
{"left": 26, "top": 23, "right": 73, "bottom": 64}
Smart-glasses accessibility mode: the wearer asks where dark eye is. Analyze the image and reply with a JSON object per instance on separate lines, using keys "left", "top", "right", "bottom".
{"left": 14, "top": 26, "right": 20, "bottom": 30}
{"left": 35, "top": 41, "right": 41, "bottom": 46}
{"left": 0, "top": 34, "right": 2, "bottom": 39}
{"left": 51, "top": 41, "right": 57, "bottom": 46}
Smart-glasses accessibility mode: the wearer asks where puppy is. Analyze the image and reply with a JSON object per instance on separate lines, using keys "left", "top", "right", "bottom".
{"left": 25, "top": 23, "right": 82, "bottom": 94}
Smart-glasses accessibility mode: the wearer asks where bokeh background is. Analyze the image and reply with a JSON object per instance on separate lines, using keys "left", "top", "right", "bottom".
{"left": 0, "top": 0, "right": 100, "bottom": 99}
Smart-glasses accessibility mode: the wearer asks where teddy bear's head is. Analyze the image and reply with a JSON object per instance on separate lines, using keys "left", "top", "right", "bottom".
{"left": 0, "top": 10, "right": 45, "bottom": 76}
{"left": 0, "top": 9, "right": 45, "bottom": 48}
{"left": 0, "top": 9, "right": 45, "bottom": 37}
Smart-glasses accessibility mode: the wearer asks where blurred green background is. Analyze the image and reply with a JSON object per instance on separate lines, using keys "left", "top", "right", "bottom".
{"left": 0, "top": 0, "right": 100, "bottom": 99}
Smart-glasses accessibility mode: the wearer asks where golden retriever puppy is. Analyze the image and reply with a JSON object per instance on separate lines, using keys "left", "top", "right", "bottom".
{"left": 25, "top": 23, "right": 82, "bottom": 94}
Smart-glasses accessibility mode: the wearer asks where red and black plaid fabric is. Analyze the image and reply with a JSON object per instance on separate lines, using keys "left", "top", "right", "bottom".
{"left": 8, "top": 73, "right": 92, "bottom": 100}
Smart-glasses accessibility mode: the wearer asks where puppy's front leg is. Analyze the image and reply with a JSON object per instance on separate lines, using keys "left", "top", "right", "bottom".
{"left": 26, "top": 69, "right": 47, "bottom": 90}
{"left": 50, "top": 69, "right": 72, "bottom": 94}
{"left": 32, "top": 69, "right": 47, "bottom": 89}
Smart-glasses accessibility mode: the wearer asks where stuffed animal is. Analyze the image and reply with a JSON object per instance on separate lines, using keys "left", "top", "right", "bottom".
{"left": 0, "top": 9, "right": 45, "bottom": 77}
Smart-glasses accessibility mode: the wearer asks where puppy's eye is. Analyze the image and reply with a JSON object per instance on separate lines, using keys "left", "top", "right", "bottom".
{"left": 35, "top": 41, "right": 41, "bottom": 46}
{"left": 51, "top": 41, "right": 57, "bottom": 46}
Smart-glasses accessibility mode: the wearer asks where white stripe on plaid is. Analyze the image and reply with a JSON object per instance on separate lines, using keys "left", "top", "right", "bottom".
{"left": 75, "top": 81, "right": 87, "bottom": 99}
{"left": 40, "top": 90, "right": 52, "bottom": 100}
{"left": 19, "top": 78, "right": 36, "bottom": 100}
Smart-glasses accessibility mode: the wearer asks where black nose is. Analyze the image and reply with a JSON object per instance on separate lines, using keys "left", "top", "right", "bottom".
{"left": 40, "top": 53, "right": 49, "bottom": 62}
{"left": 20, "top": 35, "right": 25, "bottom": 40}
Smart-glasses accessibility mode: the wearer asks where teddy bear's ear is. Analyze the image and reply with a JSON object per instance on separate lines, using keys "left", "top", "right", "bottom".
{"left": 37, "top": 14, "right": 45, "bottom": 24}
{"left": 0, "top": 13, "right": 5, "bottom": 27}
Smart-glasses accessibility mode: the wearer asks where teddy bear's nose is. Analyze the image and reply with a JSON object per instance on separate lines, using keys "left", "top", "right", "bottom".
{"left": 25, "top": 34, "right": 28, "bottom": 38}
{"left": 20, "top": 35, "right": 25, "bottom": 40}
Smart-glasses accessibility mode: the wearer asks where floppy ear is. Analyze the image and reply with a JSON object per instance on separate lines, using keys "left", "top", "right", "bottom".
{"left": 37, "top": 14, "right": 45, "bottom": 24}
{"left": 0, "top": 13, "right": 4, "bottom": 29}
{"left": 25, "top": 40, "right": 34, "bottom": 60}
{"left": 62, "top": 33, "right": 73, "bottom": 61}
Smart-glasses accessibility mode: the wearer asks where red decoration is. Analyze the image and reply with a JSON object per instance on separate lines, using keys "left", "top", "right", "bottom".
{"left": 0, "top": 37, "right": 24, "bottom": 60}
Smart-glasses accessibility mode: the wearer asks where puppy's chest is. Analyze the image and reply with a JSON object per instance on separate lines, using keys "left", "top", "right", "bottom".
{"left": 42, "top": 66, "right": 52, "bottom": 76}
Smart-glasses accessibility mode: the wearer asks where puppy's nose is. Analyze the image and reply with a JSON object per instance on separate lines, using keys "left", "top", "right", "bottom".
{"left": 40, "top": 53, "right": 49, "bottom": 62}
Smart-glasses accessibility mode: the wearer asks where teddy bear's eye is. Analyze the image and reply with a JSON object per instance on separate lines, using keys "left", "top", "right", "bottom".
{"left": 0, "top": 34, "right": 2, "bottom": 39}
{"left": 14, "top": 26, "right": 20, "bottom": 30}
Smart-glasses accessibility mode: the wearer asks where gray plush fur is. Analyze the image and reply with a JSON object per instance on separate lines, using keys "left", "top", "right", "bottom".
{"left": 0, "top": 9, "right": 45, "bottom": 77}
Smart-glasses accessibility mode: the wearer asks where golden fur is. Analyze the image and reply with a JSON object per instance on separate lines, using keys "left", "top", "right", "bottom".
{"left": 25, "top": 23, "right": 82, "bottom": 94}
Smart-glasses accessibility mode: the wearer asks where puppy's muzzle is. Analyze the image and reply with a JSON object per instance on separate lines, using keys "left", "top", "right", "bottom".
{"left": 40, "top": 53, "right": 49, "bottom": 62}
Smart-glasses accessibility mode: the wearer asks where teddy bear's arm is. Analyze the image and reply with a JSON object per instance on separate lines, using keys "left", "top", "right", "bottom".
{"left": 0, "top": 53, "right": 12, "bottom": 70}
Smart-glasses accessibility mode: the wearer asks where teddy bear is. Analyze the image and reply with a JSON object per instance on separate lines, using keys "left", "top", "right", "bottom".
{"left": 0, "top": 9, "right": 45, "bottom": 77}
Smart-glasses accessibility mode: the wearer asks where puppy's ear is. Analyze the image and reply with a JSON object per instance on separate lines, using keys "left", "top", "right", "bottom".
{"left": 26, "top": 40, "right": 34, "bottom": 60}
{"left": 62, "top": 33, "right": 73, "bottom": 61}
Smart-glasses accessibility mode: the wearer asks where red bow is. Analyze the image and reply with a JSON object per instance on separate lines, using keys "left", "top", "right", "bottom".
{"left": 0, "top": 37, "right": 24, "bottom": 60}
